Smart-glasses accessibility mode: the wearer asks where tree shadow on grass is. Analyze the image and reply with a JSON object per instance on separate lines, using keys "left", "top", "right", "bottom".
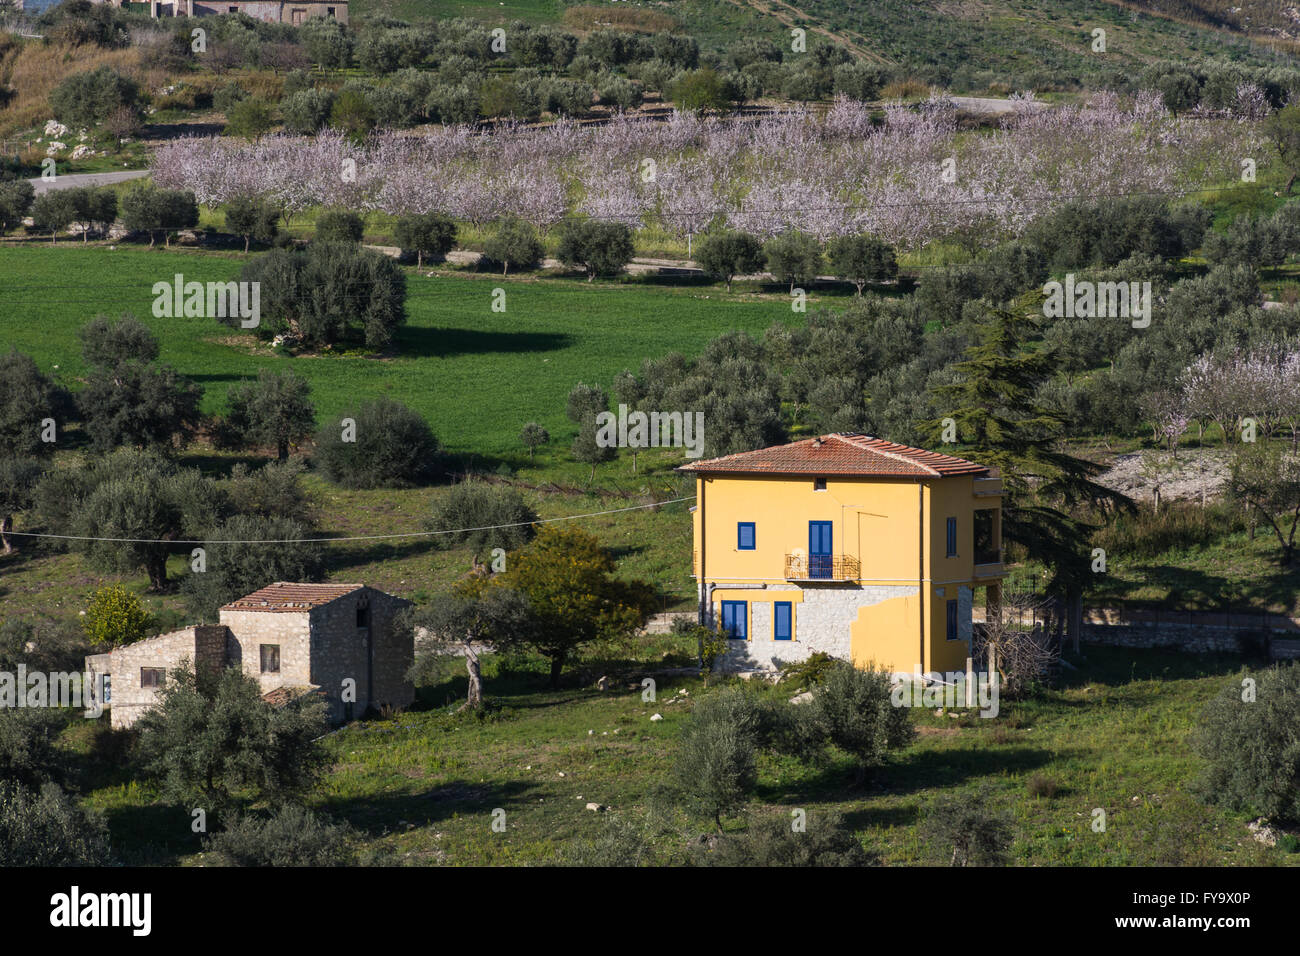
{"left": 396, "top": 326, "right": 572, "bottom": 359}
{"left": 321, "top": 779, "right": 541, "bottom": 836}
{"left": 102, "top": 802, "right": 203, "bottom": 866}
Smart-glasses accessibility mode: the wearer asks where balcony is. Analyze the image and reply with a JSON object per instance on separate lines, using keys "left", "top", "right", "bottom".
{"left": 973, "top": 548, "right": 1005, "bottom": 578}
{"left": 784, "top": 554, "right": 861, "bottom": 582}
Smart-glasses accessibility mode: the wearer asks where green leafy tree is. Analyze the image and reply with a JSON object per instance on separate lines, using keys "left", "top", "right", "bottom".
{"left": 182, "top": 514, "right": 325, "bottom": 621}
{"left": 923, "top": 786, "right": 1013, "bottom": 866}
{"left": 764, "top": 231, "right": 824, "bottom": 293}
{"left": 828, "top": 234, "right": 898, "bottom": 295}
{"left": 496, "top": 525, "right": 654, "bottom": 685}
{"left": 556, "top": 219, "right": 634, "bottom": 281}
{"left": 483, "top": 218, "right": 544, "bottom": 275}
{"left": 78, "top": 312, "right": 158, "bottom": 368}
{"left": 0, "top": 457, "right": 44, "bottom": 554}
{"left": 404, "top": 586, "right": 535, "bottom": 709}
{"left": 315, "top": 398, "right": 439, "bottom": 488}
{"left": 224, "top": 195, "right": 280, "bottom": 253}
{"left": 671, "top": 66, "right": 729, "bottom": 112}
{"left": 704, "top": 811, "right": 876, "bottom": 866}
{"left": 135, "top": 661, "right": 329, "bottom": 815}
{"left": 804, "top": 661, "right": 913, "bottom": 783}
{"left": 566, "top": 381, "right": 614, "bottom": 479}
{"left": 315, "top": 209, "right": 364, "bottom": 243}
{"left": 82, "top": 584, "right": 153, "bottom": 647}
{"left": 1267, "top": 103, "right": 1300, "bottom": 194}
{"left": 695, "top": 230, "right": 764, "bottom": 291}
{"left": 1228, "top": 445, "right": 1300, "bottom": 565}
{"left": 519, "top": 421, "right": 549, "bottom": 458}
{"left": 0, "top": 782, "right": 111, "bottom": 866}
{"left": 0, "top": 350, "right": 66, "bottom": 458}
{"left": 49, "top": 66, "right": 141, "bottom": 129}
{"left": 30, "top": 191, "right": 75, "bottom": 243}
{"left": 225, "top": 97, "right": 276, "bottom": 140}
{"left": 1193, "top": 665, "right": 1300, "bottom": 822}
{"left": 238, "top": 242, "right": 407, "bottom": 349}
{"left": 79, "top": 358, "right": 202, "bottom": 453}
{"left": 673, "top": 685, "right": 767, "bottom": 827}
{"left": 0, "top": 179, "right": 34, "bottom": 235}
{"left": 121, "top": 184, "right": 198, "bottom": 248}
{"left": 924, "top": 309, "right": 1131, "bottom": 646}
{"left": 329, "top": 88, "right": 375, "bottom": 143}
{"left": 393, "top": 211, "right": 456, "bottom": 267}
{"left": 219, "top": 369, "right": 316, "bottom": 460}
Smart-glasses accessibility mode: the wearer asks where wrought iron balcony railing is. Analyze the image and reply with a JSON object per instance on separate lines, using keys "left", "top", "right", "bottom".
{"left": 784, "top": 554, "right": 860, "bottom": 582}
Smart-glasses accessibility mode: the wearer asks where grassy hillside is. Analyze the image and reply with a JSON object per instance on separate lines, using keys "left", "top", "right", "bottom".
{"left": 62, "top": 644, "right": 1296, "bottom": 865}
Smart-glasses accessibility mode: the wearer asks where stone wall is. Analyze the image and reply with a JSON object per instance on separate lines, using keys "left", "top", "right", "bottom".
{"left": 104, "top": 627, "right": 207, "bottom": 729}
{"left": 307, "top": 588, "right": 413, "bottom": 722}
{"left": 220, "top": 607, "right": 311, "bottom": 695}
{"left": 716, "top": 583, "right": 917, "bottom": 671}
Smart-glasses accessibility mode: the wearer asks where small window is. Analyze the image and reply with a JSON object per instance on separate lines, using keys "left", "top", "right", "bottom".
{"left": 140, "top": 667, "right": 165, "bottom": 689}
{"left": 774, "top": 602, "right": 793, "bottom": 641}
{"left": 327, "top": 6, "right": 336, "bottom": 15}
{"left": 102, "top": 674, "right": 111, "bottom": 705}
{"left": 720, "top": 600, "right": 747, "bottom": 640}
{"left": 356, "top": 604, "right": 370, "bottom": 628}
{"left": 946, "top": 517, "right": 958, "bottom": 557}
{"left": 813, "top": 478, "right": 827, "bottom": 491}
{"left": 260, "top": 644, "right": 281, "bottom": 674}
{"left": 228, "top": 5, "right": 237, "bottom": 11}
{"left": 737, "top": 522, "right": 756, "bottom": 550}
{"left": 946, "top": 599, "right": 959, "bottom": 641}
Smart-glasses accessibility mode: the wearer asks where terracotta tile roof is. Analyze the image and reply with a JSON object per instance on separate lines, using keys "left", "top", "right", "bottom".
{"left": 261, "top": 686, "right": 324, "bottom": 708}
{"left": 221, "top": 582, "right": 363, "bottom": 613}
{"left": 677, "top": 433, "right": 989, "bottom": 478}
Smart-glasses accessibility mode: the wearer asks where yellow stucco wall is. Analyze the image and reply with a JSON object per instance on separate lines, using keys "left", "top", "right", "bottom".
{"left": 693, "top": 471, "right": 1003, "bottom": 673}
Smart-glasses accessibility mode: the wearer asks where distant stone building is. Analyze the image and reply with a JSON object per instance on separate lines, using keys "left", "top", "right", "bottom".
{"left": 85, "top": 582, "right": 411, "bottom": 729}
{"left": 98, "top": 0, "right": 348, "bottom": 26}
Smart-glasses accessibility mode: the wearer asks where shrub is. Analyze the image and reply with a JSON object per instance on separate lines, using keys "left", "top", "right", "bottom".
{"left": 670, "top": 67, "right": 729, "bottom": 112}
{"left": 425, "top": 479, "right": 539, "bottom": 558}
{"left": 0, "top": 350, "right": 67, "bottom": 458}
{"left": 0, "top": 710, "right": 64, "bottom": 788}
{"left": 204, "top": 806, "right": 356, "bottom": 866}
{"left": 238, "top": 241, "right": 407, "bottom": 349}
{"left": 673, "top": 685, "right": 770, "bottom": 827}
{"left": 315, "top": 209, "right": 364, "bottom": 243}
{"left": 923, "top": 786, "right": 1014, "bottom": 865}
{"left": 393, "top": 211, "right": 456, "bottom": 267}
{"left": 1193, "top": 664, "right": 1300, "bottom": 822}
{"left": 0, "top": 782, "right": 111, "bottom": 866}
{"left": 483, "top": 218, "right": 543, "bottom": 275}
{"left": 329, "top": 88, "right": 375, "bottom": 142}
{"left": 804, "top": 661, "right": 913, "bottom": 782}
{"left": 703, "top": 811, "right": 876, "bottom": 866}
{"left": 315, "top": 398, "right": 439, "bottom": 488}
{"left": 49, "top": 66, "right": 141, "bottom": 129}
{"left": 1026, "top": 774, "right": 1059, "bottom": 798}
{"left": 79, "top": 312, "right": 159, "bottom": 369}
{"left": 82, "top": 584, "right": 153, "bottom": 647}
{"left": 212, "top": 81, "right": 248, "bottom": 114}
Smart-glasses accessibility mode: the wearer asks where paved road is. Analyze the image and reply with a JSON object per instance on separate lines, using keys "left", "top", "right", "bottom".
{"left": 27, "top": 169, "right": 148, "bottom": 195}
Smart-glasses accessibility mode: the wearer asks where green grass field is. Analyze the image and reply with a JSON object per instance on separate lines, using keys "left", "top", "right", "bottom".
{"left": 58, "top": 644, "right": 1296, "bottom": 865}
{"left": 0, "top": 243, "right": 821, "bottom": 455}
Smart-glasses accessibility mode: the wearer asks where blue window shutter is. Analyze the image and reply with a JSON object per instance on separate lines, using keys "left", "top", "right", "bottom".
{"left": 946, "top": 517, "right": 957, "bottom": 557}
{"left": 774, "top": 602, "right": 792, "bottom": 640}
{"left": 946, "top": 599, "right": 958, "bottom": 640}
{"left": 737, "top": 522, "right": 756, "bottom": 550}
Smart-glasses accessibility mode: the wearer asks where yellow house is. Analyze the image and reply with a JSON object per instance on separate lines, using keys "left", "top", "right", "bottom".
{"left": 679, "top": 433, "right": 1006, "bottom": 675}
